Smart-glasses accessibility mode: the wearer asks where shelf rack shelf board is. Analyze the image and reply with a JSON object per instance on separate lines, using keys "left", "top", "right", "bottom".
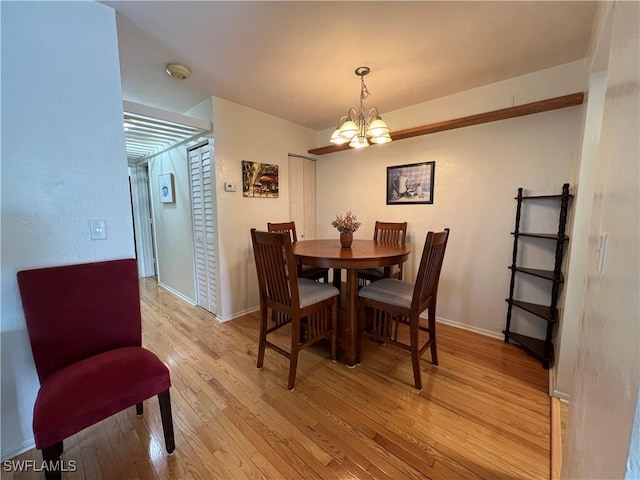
{"left": 503, "top": 331, "right": 554, "bottom": 365}
{"left": 508, "top": 266, "right": 564, "bottom": 283}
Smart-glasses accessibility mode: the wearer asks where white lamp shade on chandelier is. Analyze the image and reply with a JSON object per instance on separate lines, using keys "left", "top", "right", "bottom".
{"left": 330, "top": 66, "right": 392, "bottom": 148}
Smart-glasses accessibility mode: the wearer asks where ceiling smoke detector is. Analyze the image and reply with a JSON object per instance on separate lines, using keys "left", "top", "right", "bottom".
{"left": 165, "top": 63, "right": 191, "bottom": 80}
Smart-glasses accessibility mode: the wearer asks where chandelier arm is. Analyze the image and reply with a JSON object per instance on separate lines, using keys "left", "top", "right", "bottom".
{"left": 333, "top": 115, "right": 347, "bottom": 129}
{"left": 368, "top": 107, "right": 380, "bottom": 119}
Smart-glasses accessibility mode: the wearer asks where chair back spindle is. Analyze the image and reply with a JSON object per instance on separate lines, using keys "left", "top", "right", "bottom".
{"left": 374, "top": 221, "right": 407, "bottom": 246}
{"left": 413, "top": 229, "right": 450, "bottom": 311}
{"left": 267, "top": 221, "right": 298, "bottom": 242}
{"left": 251, "top": 229, "right": 298, "bottom": 309}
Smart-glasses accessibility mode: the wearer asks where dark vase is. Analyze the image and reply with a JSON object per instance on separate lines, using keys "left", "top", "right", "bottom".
{"left": 340, "top": 232, "right": 353, "bottom": 248}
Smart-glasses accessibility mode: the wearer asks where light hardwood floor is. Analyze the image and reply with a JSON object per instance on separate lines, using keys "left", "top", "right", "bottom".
{"left": 6, "top": 277, "right": 550, "bottom": 479}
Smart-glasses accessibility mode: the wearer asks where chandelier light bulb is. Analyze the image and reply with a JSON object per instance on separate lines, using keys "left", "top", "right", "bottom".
{"left": 349, "top": 135, "right": 370, "bottom": 149}
{"left": 366, "top": 117, "right": 390, "bottom": 137}
{"left": 330, "top": 128, "right": 350, "bottom": 145}
{"left": 370, "top": 133, "right": 392, "bottom": 144}
{"left": 338, "top": 119, "right": 359, "bottom": 139}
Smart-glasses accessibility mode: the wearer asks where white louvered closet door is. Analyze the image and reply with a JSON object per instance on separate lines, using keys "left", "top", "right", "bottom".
{"left": 189, "top": 142, "right": 218, "bottom": 315}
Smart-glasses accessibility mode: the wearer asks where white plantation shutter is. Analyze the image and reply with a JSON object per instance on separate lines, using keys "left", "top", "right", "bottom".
{"left": 189, "top": 142, "right": 218, "bottom": 314}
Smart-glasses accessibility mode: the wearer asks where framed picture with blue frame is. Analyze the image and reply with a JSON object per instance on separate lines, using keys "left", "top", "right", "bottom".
{"left": 386, "top": 161, "right": 435, "bottom": 205}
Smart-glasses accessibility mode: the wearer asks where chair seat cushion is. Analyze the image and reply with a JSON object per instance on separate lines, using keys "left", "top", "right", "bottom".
{"left": 358, "top": 278, "right": 414, "bottom": 309}
{"left": 358, "top": 267, "right": 385, "bottom": 280}
{"left": 298, "top": 278, "right": 339, "bottom": 308}
{"left": 358, "top": 265, "right": 401, "bottom": 281}
{"left": 300, "top": 265, "right": 329, "bottom": 279}
{"left": 33, "top": 346, "right": 170, "bottom": 448}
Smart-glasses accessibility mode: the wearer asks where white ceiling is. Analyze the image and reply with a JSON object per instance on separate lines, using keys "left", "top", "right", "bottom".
{"left": 105, "top": 1, "right": 597, "bottom": 132}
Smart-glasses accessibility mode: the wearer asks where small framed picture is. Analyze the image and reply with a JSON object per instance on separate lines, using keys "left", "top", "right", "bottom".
{"left": 242, "top": 161, "right": 279, "bottom": 198}
{"left": 158, "top": 173, "right": 175, "bottom": 203}
{"left": 386, "top": 161, "right": 435, "bottom": 205}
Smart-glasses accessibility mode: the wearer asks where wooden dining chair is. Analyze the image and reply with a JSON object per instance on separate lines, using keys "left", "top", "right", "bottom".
{"left": 357, "top": 229, "right": 450, "bottom": 389}
{"left": 251, "top": 229, "right": 339, "bottom": 390}
{"left": 358, "top": 221, "right": 408, "bottom": 286}
{"left": 267, "top": 221, "right": 330, "bottom": 283}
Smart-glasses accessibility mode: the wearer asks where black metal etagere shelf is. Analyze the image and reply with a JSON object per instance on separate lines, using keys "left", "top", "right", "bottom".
{"left": 503, "top": 183, "right": 572, "bottom": 368}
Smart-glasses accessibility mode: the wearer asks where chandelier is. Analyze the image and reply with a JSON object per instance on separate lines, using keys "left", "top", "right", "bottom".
{"left": 330, "top": 66, "right": 392, "bottom": 148}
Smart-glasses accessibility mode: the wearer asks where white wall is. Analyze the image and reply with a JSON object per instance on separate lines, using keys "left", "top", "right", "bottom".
{"left": 554, "top": 70, "right": 607, "bottom": 399}
{"left": 562, "top": 1, "right": 640, "bottom": 477}
{"left": 210, "top": 98, "right": 317, "bottom": 320}
{"left": 148, "top": 146, "right": 200, "bottom": 303}
{"left": 0, "top": 1, "right": 133, "bottom": 459}
{"left": 315, "top": 63, "right": 586, "bottom": 338}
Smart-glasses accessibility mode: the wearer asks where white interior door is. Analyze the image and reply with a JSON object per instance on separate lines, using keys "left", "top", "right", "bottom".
{"left": 189, "top": 142, "right": 219, "bottom": 315}
{"left": 303, "top": 158, "right": 317, "bottom": 240}
{"left": 288, "top": 154, "right": 317, "bottom": 240}
{"left": 129, "top": 163, "right": 156, "bottom": 277}
{"left": 289, "top": 155, "right": 305, "bottom": 236}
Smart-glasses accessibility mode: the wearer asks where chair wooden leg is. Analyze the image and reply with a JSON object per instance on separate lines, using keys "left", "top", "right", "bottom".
{"left": 330, "top": 300, "right": 338, "bottom": 361}
{"left": 288, "top": 320, "right": 300, "bottom": 390}
{"left": 158, "top": 389, "right": 175, "bottom": 455}
{"left": 257, "top": 307, "right": 267, "bottom": 369}
{"left": 356, "top": 303, "right": 365, "bottom": 364}
{"left": 428, "top": 305, "right": 438, "bottom": 366}
{"left": 410, "top": 321, "right": 422, "bottom": 390}
{"left": 136, "top": 402, "right": 144, "bottom": 416}
{"left": 42, "top": 442, "right": 63, "bottom": 480}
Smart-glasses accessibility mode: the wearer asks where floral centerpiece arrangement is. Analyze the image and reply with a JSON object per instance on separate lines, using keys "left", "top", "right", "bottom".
{"left": 331, "top": 211, "right": 361, "bottom": 248}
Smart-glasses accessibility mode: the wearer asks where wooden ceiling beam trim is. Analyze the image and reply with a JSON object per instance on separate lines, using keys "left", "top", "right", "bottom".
{"left": 308, "top": 92, "right": 584, "bottom": 156}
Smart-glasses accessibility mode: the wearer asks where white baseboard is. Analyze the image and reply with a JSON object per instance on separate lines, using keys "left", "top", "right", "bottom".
{"left": 157, "top": 282, "right": 196, "bottom": 306}
{"left": 548, "top": 359, "right": 571, "bottom": 401}
{"left": 552, "top": 390, "right": 571, "bottom": 402}
{"left": 217, "top": 306, "right": 260, "bottom": 323}
{"left": 548, "top": 365, "right": 556, "bottom": 397}
{"left": 218, "top": 307, "right": 505, "bottom": 339}
{"left": 433, "top": 315, "right": 504, "bottom": 340}
{"left": 2, "top": 438, "right": 35, "bottom": 462}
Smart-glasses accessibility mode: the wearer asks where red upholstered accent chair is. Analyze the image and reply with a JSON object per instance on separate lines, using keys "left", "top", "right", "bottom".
{"left": 17, "top": 259, "right": 175, "bottom": 479}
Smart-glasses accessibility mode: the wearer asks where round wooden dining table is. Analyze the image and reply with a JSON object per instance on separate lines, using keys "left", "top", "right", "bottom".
{"left": 292, "top": 239, "right": 411, "bottom": 366}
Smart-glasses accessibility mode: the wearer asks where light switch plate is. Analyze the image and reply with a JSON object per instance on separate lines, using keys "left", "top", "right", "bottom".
{"left": 596, "top": 232, "right": 608, "bottom": 273}
{"left": 90, "top": 220, "right": 107, "bottom": 240}
{"left": 224, "top": 182, "right": 236, "bottom": 192}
